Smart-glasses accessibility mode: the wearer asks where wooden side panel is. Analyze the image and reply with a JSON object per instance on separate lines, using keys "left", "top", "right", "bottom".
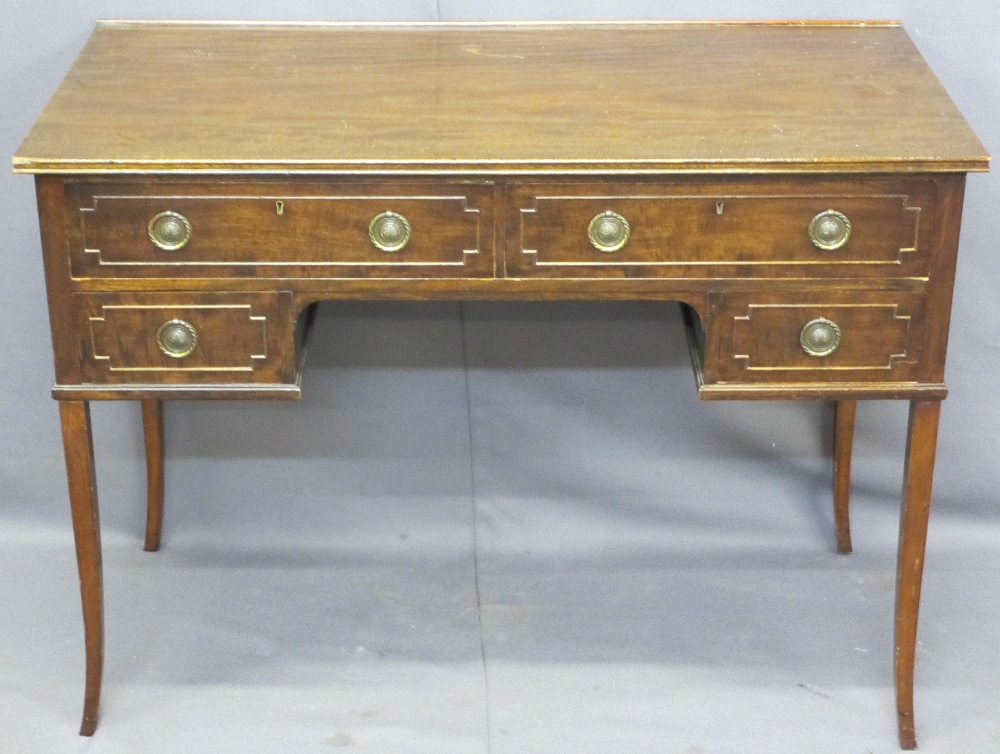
{"left": 36, "top": 177, "right": 83, "bottom": 385}
{"left": 917, "top": 173, "right": 968, "bottom": 383}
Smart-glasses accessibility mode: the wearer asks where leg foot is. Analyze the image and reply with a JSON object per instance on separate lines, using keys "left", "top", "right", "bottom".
{"left": 141, "top": 400, "right": 164, "bottom": 552}
{"left": 895, "top": 399, "right": 941, "bottom": 751}
{"left": 833, "top": 399, "right": 857, "bottom": 554}
{"left": 60, "top": 401, "right": 104, "bottom": 736}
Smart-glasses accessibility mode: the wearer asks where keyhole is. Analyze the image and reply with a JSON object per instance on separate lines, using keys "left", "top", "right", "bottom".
{"left": 276, "top": 200, "right": 284, "bottom": 215}
{"left": 716, "top": 201, "right": 725, "bottom": 215}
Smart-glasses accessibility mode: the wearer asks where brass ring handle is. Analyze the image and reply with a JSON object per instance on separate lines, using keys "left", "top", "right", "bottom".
{"left": 587, "top": 210, "right": 631, "bottom": 252}
{"left": 156, "top": 319, "right": 198, "bottom": 358}
{"left": 369, "top": 211, "right": 412, "bottom": 252}
{"left": 808, "top": 210, "right": 852, "bottom": 251}
{"left": 148, "top": 211, "right": 192, "bottom": 251}
{"left": 800, "top": 317, "right": 842, "bottom": 357}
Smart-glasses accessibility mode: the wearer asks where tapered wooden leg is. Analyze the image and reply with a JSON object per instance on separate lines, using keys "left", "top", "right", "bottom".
{"left": 141, "top": 400, "right": 164, "bottom": 552}
{"left": 894, "top": 399, "right": 941, "bottom": 750}
{"left": 833, "top": 399, "right": 857, "bottom": 554}
{"left": 60, "top": 401, "right": 104, "bottom": 736}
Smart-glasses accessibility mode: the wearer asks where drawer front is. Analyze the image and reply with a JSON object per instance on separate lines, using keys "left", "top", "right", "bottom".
{"left": 68, "top": 182, "right": 494, "bottom": 278}
{"left": 507, "top": 180, "right": 935, "bottom": 279}
{"left": 74, "top": 292, "right": 297, "bottom": 385}
{"left": 704, "top": 290, "right": 926, "bottom": 385}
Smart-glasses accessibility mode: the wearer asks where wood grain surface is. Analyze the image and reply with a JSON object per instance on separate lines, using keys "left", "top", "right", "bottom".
{"left": 13, "top": 21, "right": 988, "bottom": 174}
{"left": 68, "top": 179, "right": 495, "bottom": 278}
{"left": 509, "top": 177, "right": 933, "bottom": 278}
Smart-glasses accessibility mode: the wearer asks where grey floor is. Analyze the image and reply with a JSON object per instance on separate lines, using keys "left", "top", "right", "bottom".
{"left": 3, "top": 302, "right": 1000, "bottom": 753}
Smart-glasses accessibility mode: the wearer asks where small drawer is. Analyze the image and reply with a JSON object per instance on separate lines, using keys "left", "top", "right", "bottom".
{"left": 73, "top": 292, "right": 299, "bottom": 386}
{"left": 702, "top": 290, "right": 926, "bottom": 386}
{"left": 67, "top": 181, "right": 494, "bottom": 279}
{"left": 507, "top": 179, "right": 935, "bottom": 279}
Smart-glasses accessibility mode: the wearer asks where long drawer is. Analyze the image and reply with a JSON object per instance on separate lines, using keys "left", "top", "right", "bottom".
{"left": 67, "top": 181, "right": 495, "bottom": 279}
{"left": 507, "top": 179, "right": 936, "bottom": 279}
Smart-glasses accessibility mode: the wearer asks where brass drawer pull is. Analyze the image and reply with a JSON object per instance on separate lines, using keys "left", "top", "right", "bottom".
{"left": 156, "top": 319, "right": 198, "bottom": 358}
{"left": 148, "top": 211, "right": 192, "bottom": 251}
{"left": 808, "top": 209, "right": 851, "bottom": 250}
{"left": 800, "top": 317, "right": 842, "bottom": 357}
{"left": 369, "top": 211, "right": 412, "bottom": 252}
{"left": 587, "top": 210, "right": 631, "bottom": 252}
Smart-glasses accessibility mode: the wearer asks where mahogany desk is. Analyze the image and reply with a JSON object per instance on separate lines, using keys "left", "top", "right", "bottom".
{"left": 13, "top": 20, "right": 988, "bottom": 748}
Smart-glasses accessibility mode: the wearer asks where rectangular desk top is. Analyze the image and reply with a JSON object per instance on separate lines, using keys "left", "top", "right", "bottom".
{"left": 13, "top": 20, "right": 988, "bottom": 175}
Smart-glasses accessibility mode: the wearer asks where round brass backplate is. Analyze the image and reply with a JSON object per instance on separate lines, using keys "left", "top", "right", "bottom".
{"left": 148, "top": 211, "right": 193, "bottom": 251}
{"left": 808, "top": 210, "right": 852, "bottom": 251}
{"left": 369, "top": 211, "right": 412, "bottom": 252}
{"left": 800, "top": 317, "right": 842, "bottom": 357}
{"left": 156, "top": 319, "right": 198, "bottom": 358}
{"left": 587, "top": 210, "right": 631, "bottom": 252}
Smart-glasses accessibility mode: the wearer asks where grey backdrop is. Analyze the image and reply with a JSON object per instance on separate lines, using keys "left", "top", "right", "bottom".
{"left": 2, "top": 3, "right": 1000, "bottom": 753}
